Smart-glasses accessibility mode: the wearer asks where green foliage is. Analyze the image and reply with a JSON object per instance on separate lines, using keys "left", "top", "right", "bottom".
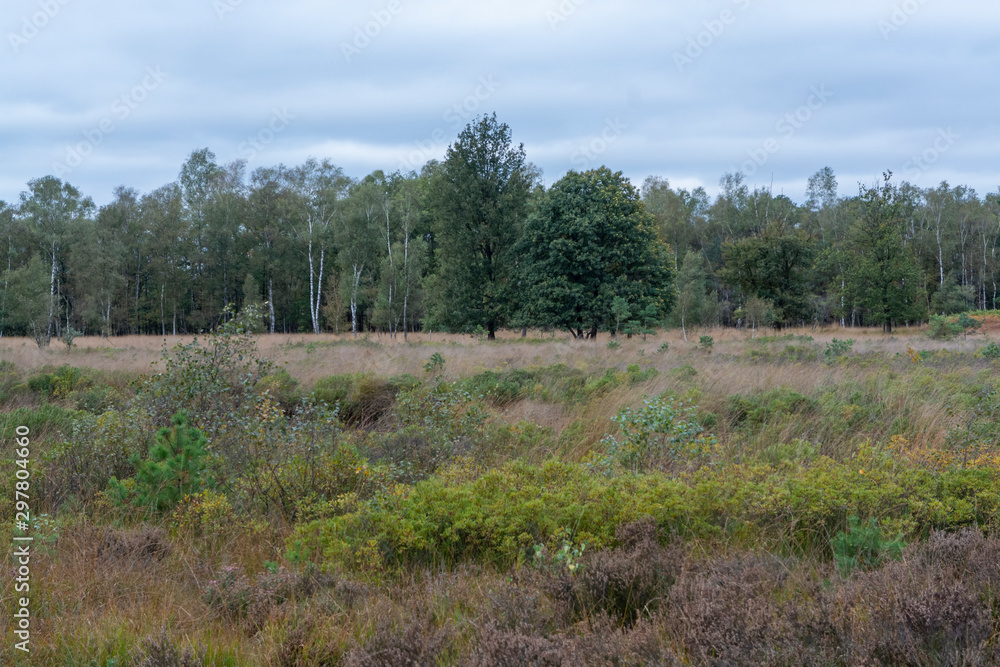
{"left": 928, "top": 314, "right": 962, "bottom": 340}
{"left": 929, "top": 312, "right": 982, "bottom": 340}
{"left": 257, "top": 369, "right": 301, "bottom": 413}
{"left": 142, "top": 303, "right": 273, "bottom": 440}
{"left": 606, "top": 340, "right": 621, "bottom": 350}
{"left": 981, "top": 341, "right": 1000, "bottom": 359}
{"left": 61, "top": 325, "right": 81, "bottom": 350}
{"left": 657, "top": 342, "right": 670, "bottom": 354}
{"left": 43, "top": 404, "right": 155, "bottom": 506}
{"left": 720, "top": 220, "right": 815, "bottom": 326}
{"left": 108, "top": 411, "right": 214, "bottom": 514}
{"left": 824, "top": 338, "right": 853, "bottom": 363}
{"left": 395, "top": 381, "right": 489, "bottom": 451}
{"left": 830, "top": 516, "right": 905, "bottom": 577}
{"left": 289, "top": 454, "right": 1000, "bottom": 574}
{"left": 424, "top": 352, "right": 446, "bottom": 374}
{"left": 598, "top": 395, "right": 717, "bottom": 473}
{"left": 698, "top": 335, "right": 714, "bottom": 352}
{"left": 672, "top": 249, "right": 712, "bottom": 333}
{"left": 611, "top": 296, "right": 631, "bottom": 337}
{"left": 0, "top": 403, "right": 77, "bottom": 441}
{"left": 843, "top": 173, "right": 925, "bottom": 332}
{"left": 310, "top": 373, "right": 403, "bottom": 427}
{"left": 6, "top": 253, "right": 52, "bottom": 347}
{"left": 517, "top": 167, "right": 674, "bottom": 339}
{"left": 727, "top": 387, "right": 818, "bottom": 427}
{"left": 426, "top": 114, "right": 531, "bottom": 339}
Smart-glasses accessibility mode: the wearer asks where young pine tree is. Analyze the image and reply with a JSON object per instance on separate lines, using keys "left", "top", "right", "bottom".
{"left": 131, "top": 411, "right": 214, "bottom": 513}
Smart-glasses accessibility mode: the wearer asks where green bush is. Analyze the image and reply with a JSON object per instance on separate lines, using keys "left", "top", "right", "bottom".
{"left": 140, "top": 304, "right": 274, "bottom": 443}
{"left": 0, "top": 403, "right": 78, "bottom": 441}
{"left": 598, "top": 396, "right": 717, "bottom": 473}
{"left": 698, "top": 335, "right": 714, "bottom": 352}
{"left": 311, "top": 373, "right": 400, "bottom": 428}
{"left": 727, "top": 387, "right": 818, "bottom": 427}
{"left": 289, "top": 460, "right": 681, "bottom": 572}
{"left": 460, "top": 368, "right": 541, "bottom": 407}
{"left": 288, "top": 448, "right": 1000, "bottom": 575}
{"left": 41, "top": 404, "right": 155, "bottom": 507}
{"left": 830, "top": 515, "right": 905, "bottom": 577}
{"left": 107, "top": 411, "right": 215, "bottom": 514}
{"left": 981, "top": 342, "right": 1000, "bottom": 359}
{"left": 424, "top": 352, "right": 446, "bottom": 374}
{"left": 257, "top": 369, "right": 301, "bottom": 413}
{"left": 824, "top": 338, "right": 854, "bottom": 363}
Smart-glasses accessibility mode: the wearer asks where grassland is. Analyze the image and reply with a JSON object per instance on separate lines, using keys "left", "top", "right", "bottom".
{"left": 2, "top": 321, "right": 1000, "bottom": 665}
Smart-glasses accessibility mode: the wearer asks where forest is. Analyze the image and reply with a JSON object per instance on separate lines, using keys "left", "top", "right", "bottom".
{"left": 3, "top": 114, "right": 998, "bottom": 344}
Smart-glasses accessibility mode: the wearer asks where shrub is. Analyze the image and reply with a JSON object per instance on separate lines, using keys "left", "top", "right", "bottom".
{"left": 460, "top": 368, "right": 539, "bottom": 407}
{"left": 830, "top": 515, "right": 905, "bottom": 577}
{"left": 130, "top": 631, "right": 205, "bottom": 667}
{"left": 141, "top": 304, "right": 273, "bottom": 441}
{"left": 598, "top": 395, "right": 717, "bottom": 473}
{"left": 570, "top": 519, "right": 681, "bottom": 625}
{"left": 726, "top": 386, "right": 818, "bottom": 428}
{"left": 42, "top": 404, "right": 154, "bottom": 507}
{"left": 698, "top": 335, "right": 713, "bottom": 352}
{"left": 607, "top": 340, "right": 621, "bottom": 350}
{"left": 203, "top": 563, "right": 325, "bottom": 632}
{"left": 657, "top": 342, "right": 669, "bottom": 354}
{"left": 424, "top": 352, "right": 446, "bottom": 374}
{"left": 107, "top": 412, "right": 215, "bottom": 515}
{"left": 824, "top": 337, "right": 854, "bottom": 363}
{"left": 257, "top": 368, "right": 301, "bottom": 414}
{"left": 311, "top": 373, "right": 399, "bottom": 428}
{"left": 981, "top": 341, "right": 1000, "bottom": 359}
{"left": 394, "top": 381, "right": 489, "bottom": 451}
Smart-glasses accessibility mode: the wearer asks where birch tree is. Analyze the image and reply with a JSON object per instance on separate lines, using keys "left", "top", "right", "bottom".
{"left": 18, "top": 176, "right": 94, "bottom": 346}
{"left": 289, "top": 159, "right": 350, "bottom": 334}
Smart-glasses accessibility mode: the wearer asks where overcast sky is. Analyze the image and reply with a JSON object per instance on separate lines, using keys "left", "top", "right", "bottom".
{"left": 3, "top": 0, "right": 998, "bottom": 207}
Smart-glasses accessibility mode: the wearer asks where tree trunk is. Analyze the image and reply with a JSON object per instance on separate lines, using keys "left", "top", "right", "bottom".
{"left": 268, "top": 277, "right": 275, "bottom": 334}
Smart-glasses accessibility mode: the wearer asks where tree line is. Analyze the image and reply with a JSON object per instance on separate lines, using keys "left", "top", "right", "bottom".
{"left": 2, "top": 114, "right": 998, "bottom": 344}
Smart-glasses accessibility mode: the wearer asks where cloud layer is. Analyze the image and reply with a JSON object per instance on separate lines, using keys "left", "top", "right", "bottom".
{"left": 3, "top": 0, "right": 998, "bottom": 206}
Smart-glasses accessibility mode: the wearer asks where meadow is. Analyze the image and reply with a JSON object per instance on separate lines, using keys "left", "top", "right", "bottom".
{"left": 2, "top": 318, "right": 1000, "bottom": 665}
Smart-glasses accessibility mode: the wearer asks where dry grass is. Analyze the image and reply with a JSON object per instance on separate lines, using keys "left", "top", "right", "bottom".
{"left": 3, "top": 323, "right": 996, "bottom": 379}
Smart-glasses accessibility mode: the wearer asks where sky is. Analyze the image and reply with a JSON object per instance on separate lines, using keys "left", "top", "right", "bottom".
{"left": 2, "top": 0, "right": 999, "bottom": 208}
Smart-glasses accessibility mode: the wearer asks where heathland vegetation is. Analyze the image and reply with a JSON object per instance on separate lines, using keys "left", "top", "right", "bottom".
{"left": 3, "top": 311, "right": 1000, "bottom": 663}
{"left": 4, "top": 115, "right": 1000, "bottom": 664}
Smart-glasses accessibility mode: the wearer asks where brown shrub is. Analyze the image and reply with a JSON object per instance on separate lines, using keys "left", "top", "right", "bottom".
{"left": 571, "top": 518, "right": 684, "bottom": 625}
{"left": 663, "top": 552, "right": 838, "bottom": 665}
{"left": 130, "top": 630, "right": 205, "bottom": 667}
{"left": 342, "top": 617, "right": 454, "bottom": 667}
{"left": 469, "top": 616, "right": 682, "bottom": 666}
{"left": 94, "top": 524, "right": 172, "bottom": 565}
